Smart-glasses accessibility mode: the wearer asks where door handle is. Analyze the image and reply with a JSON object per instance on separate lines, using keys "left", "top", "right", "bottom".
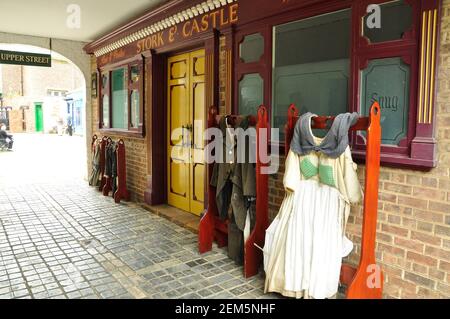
{"left": 186, "top": 124, "right": 194, "bottom": 148}
{"left": 181, "top": 125, "right": 187, "bottom": 147}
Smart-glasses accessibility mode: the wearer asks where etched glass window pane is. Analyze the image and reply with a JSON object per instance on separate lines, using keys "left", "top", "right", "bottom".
{"left": 101, "top": 73, "right": 109, "bottom": 128}
{"left": 360, "top": 57, "right": 410, "bottom": 145}
{"left": 111, "top": 68, "right": 128, "bottom": 129}
{"left": 130, "top": 90, "right": 140, "bottom": 129}
{"left": 272, "top": 9, "right": 350, "bottom": 141}
{"left": 240, "top": 33, "right": 264, "bottom": 63}
{"left": 102, "top": 94, "right": 109, "bottom": 128}
{"left": 239, "top": 73, "right": 263, "bottom": 115}
{"left": 363, "top": 0, "right": 413, "bottom": 43}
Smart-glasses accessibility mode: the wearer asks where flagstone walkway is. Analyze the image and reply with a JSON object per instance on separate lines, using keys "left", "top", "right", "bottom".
{"left": 0, "top": 134, "right": 277, "bottom": 299}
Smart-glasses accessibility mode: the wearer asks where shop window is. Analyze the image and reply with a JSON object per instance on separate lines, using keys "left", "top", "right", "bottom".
{"left": 99, "top": 57, "right": 144, "bottom": 136}
{"left": 354, "top": 0, "right": 421, "bottom": 165}
{"left": 272, "top": 9, "right": 351, "bottom": 141}
{"left": 360, "top": 57, "right": 410, "bottom": 145}
{"left": 240, "top": 33, "right": 264, "bottom": 63}
{"left": 363, "top": 0, "right": 413, "bottom": 44}
{"left": 112, "top": 68, "right": 128, "bottom": 129}
{"left": 239, "top": 73, "right": 264, "bottom": 116}
{"left": 234, "top": 0, "right": 437, "bottom": 168}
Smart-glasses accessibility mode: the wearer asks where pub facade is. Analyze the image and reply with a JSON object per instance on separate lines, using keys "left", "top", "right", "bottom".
{"left": 84, "top": 0, "right": 450, "bottom": 298}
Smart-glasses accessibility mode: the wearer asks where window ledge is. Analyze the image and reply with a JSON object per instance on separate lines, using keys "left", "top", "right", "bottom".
{"left": 352, "top": 150, "right": 437, "bottom": 171}
{"left": 99, "top": 128, "right": 145, "bottom": 138}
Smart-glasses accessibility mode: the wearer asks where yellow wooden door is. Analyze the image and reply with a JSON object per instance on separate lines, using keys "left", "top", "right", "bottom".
{"left": 167, "top": 49, "right": 205, "bottom": 215}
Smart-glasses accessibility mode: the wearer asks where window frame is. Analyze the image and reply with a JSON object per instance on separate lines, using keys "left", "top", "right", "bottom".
{"left": 98, "top": 54, "right": 145, "bottom": 137}
{"left": 234, "top": 25, "right": 272, "bottom": 118}
{"left": 232, "top": 0, "right": 439, "bottom": 170}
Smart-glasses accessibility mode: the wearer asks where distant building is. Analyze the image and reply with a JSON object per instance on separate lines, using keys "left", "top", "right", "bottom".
{"left": 65, "top": 88, "right": 86, "bottom": 136}
{"left": 0, "top": 53, "right": 84, "bottom": 134}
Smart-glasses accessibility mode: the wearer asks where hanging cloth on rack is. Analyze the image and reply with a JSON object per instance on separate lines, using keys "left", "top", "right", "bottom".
{"left": 210, "top": 115, "right": 257, "bottom": 265}
{"left": 263, "top": 112, "right": 363, "bottom": 299}
{"left": 290, "top": 112, "right": 359, "bottom": 158}
{"left": 88, "top": 140, "right": 101, "bottom": 186}
{"left": 105, "top": 141, "right": 118, "bottom": 196}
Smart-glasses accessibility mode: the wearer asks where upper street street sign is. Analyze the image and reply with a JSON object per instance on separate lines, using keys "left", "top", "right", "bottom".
{"left": 0, "top": 50, "right": 51, "bottom": 67}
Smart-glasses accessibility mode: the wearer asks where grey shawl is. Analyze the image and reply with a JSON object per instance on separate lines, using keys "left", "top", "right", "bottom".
{"left": 290, "top": 112, "right": 359, "bottom": 159}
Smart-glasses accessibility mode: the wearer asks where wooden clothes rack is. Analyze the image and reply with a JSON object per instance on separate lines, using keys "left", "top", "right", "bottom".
{"left": 284, "top": 101, "right": 383, "bottom": 299}
{"left": 198, "top": 105, "right": 269, "bottom": 278}
{"left": 102, "top": 137, "right": 114, "bottom": 196}
{"left": 114, "top": 139, "right": 130, "bottom": 204}
{"left": 91, "top": 135, "right": 129, "bottom": 204}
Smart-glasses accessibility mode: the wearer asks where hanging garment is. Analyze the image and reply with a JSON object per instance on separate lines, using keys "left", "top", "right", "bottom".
{"left": 88, "top": 141, "right": 101, "bottom": 186}
{"left": 263, "top": 112, "right": 363, "bottom": 299}
{"left": 243, "top": 198, "right": 256, "bottom": 243}
{"left": 210, "top": 115, "right": 256, "bottom": 264}
{"left": 105, "top": 141, "right": 118, "bottom": 197}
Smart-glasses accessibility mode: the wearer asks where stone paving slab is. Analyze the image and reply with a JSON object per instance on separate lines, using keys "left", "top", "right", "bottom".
{"left": 0, "top": 180, "right": 280, "bottom": 299}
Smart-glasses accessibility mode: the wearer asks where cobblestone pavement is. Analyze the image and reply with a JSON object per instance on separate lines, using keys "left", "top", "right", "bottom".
{"left": 0, "top": 134, "right": 277, "bottom": 299}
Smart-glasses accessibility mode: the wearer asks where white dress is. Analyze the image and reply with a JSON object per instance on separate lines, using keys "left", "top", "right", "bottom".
{"left": 263, "top": 143, "right": 362, "bottom": 299}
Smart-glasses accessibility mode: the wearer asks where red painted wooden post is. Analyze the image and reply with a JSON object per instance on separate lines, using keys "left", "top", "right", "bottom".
{"left": 244, "top": 105, "right": 269, "bottom": 278}
{"left": 198, "top": 106, "right": 219, "bottom": 253}
{"left": 285, "top": 104, "right": 298, "bottom": 157}
{"left": 98, "top": 136, "right": 108, "bottom": 192}
{"left": 102, "top": 137, "right": 113, "bottom": 196}
{"left": 347, "top": 102, "right": 383, "bottom": 299}
{"left": 114, "top": 139, "right": 130, "bottom": 204}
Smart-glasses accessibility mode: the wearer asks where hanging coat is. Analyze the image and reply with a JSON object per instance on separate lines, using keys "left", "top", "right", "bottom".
{"left": 105, "top": 141, "right": 118, "bottom": 196}
{"left": 210, "top": 115, "right": 256, "bottom": 264}
{"left": 210, "top": 116, "right": 256, "bottom": 226}
{"left": 88, "top": 141, "right": 101, "bottom": 186}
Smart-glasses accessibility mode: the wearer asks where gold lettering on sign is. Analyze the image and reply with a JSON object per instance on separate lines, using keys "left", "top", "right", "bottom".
{"left": 100, "top": 48, "right": 126, "bottom": 65}
{"left": 201, "top": 15, "right": 209, "bottom": 31}
{"left": 169, "top": 26, "right": 177, "bottom": 43}
{"left": 210, "top": 11, "right": 219, "bottom": 28}
{"left": 230, "top": 3, "right": 238, "bottom": 23}
{"left": 136, "top": 3, "right": 239, "bottom": 54}
{"left": 136, "top": 31, "right": 166, "bottom": 53}
{"left": 182, "top": 21, "right": 191, "bottom": 37}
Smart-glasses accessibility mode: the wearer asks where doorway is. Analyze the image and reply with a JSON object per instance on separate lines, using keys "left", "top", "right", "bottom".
{"left": 34, "top": 102, "right": 43, "bottom": 132}
{"left": 167, "top": 49, "right": 206, "bottom": 216}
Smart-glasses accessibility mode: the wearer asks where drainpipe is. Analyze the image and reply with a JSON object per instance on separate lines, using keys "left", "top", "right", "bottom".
{"left": 20, "top": 65, "right": 24, "bottom": 96}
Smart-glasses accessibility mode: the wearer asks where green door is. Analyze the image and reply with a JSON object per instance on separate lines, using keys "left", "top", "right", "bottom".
{"left": 35, "top": 103, "right": 43, "bottom": 132}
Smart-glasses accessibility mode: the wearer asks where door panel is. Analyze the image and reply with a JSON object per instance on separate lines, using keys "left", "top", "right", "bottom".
{"left": 167, "top": 49, "right": 206, "bottom": 215}
{"left": 168, "top": 54, "right": 190, "bottom": 212}
{"left": 190, "top": 50, "right": 206, "bottom": 214}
